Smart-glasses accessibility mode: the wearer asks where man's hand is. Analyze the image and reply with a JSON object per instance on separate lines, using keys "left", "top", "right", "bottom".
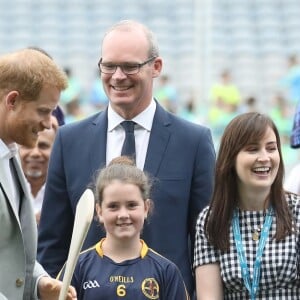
{"left": 38, "top": 277, "right": 77, "bottom": 300}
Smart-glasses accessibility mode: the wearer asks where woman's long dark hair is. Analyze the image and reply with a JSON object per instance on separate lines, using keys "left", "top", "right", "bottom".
{"left": 205, "top": 112, "right": 293, "bottom": 251}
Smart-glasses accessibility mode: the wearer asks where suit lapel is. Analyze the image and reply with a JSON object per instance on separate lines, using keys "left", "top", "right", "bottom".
{"left": 144, "top": 103, "right": 171, "bottom": 176}
{"left": 0, "top": 158, "right": 18, "bottom": 214}
{"left": 0, "top": 155, "right": 35, "bottom": 236}
{"left": 12, "top": 155, "right": 37, "bottom": 254}
{"left": 89, "top": 110, "right": 108, "bottom": 171}
{"left": 12, "top": 155, "right": 32, "bottom": 201}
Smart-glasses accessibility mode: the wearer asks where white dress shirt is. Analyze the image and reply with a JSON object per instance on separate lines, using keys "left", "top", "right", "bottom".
{"left": 106, "top": 99, "right": 156, "bottom": 170}
{"left": 33, "top": 184, "right": 45, "bottom": 215}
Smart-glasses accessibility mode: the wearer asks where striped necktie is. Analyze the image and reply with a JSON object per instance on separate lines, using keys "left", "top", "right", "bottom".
{"left": 120, "top": 121, "right": 136, "bottom": 160}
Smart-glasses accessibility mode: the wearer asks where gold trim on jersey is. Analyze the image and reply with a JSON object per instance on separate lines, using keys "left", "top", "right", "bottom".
{"left": 95, "top": 238, "right": 149, "bottom": 258}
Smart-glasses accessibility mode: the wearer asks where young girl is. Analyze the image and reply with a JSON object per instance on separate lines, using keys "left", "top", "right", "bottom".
{"left": 59, "top": 156, "right": 189, "bottom": 299}
{"left": 194, "top": 112, "right": 300, "bottom": 299}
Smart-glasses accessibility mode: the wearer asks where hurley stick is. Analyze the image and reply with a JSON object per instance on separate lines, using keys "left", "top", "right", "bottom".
{"left": 58, "top": 189, "right": 95, "bottom": 300}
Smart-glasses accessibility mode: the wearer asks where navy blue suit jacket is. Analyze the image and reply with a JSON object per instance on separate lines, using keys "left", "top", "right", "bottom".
{"left": 38, "top": 102, "right": 215, "bottom": 295}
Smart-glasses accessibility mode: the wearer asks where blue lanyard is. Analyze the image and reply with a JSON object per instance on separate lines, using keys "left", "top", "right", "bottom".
{"left": 232, "top": 207, "right": 273, "bottom": 300}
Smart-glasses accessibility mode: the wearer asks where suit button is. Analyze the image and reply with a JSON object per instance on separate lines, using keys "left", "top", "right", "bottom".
{"left": 16, "top": 278, "right": 24, "bottom": 287}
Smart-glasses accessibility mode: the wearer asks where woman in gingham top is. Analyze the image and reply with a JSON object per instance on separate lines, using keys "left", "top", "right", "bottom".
{"left": 194, "top": 112, "right": 300, "bottom": 299}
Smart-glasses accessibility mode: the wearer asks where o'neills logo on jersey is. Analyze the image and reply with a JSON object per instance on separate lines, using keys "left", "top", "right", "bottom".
{"left": 110, "top": 275, "right": 134, "bottom": 283}
{"left": 83, "top": 280, "right": 100, "bottom": 289}
{"left": 141, "top": 278, "right": 159, "bottom": 299}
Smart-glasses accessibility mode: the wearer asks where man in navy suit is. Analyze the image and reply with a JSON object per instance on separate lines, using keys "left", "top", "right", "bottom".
{"left": 38, "top": 20, "right": 215, "bottom": 296}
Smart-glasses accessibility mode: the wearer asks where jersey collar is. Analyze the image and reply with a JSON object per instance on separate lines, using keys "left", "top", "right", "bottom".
{"left": 95, "top": 238, "right": 149, "bottom": 259}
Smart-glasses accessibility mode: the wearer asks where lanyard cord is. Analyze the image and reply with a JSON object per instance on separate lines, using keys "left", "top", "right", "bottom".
{"left": 232, "top": 207, "right": 273, "bottom": 300}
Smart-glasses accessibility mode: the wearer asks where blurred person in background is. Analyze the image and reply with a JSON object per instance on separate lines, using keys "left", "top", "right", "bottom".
{"left": 238, "top": 96, "right": 258, "bottom": 114}
{"left": 268, "top": 94, "right": 299, "bottom": 171}
{"left": 154, "top": 74, "right": 178, "bottom": 113}
{"left": 280, "top": 54, "right": 300, "bottom": 106}
{"left": 60, "top": 67, "right": 83, "bottom": 106}
{"left": 179, "top": 97, "right": 201, "bottom": 124}
{"left": 290, "top": 101, "right": 300, "bottom": 149}
{"left": 208, "top": 70, "right": 240, "bottom": 140}
{"left": 284, "top": 85, "right": 300, "bottom": 175}
{"left": 280, "top": 54, "right": 300, "bottom": 149}
{"left": 209, "top": 69, "right": 241, "bottom": 113}
{"left": 19, "top": 115, "right": 59, "bottom": 225}
{"left": 64, "top": 98, "right": 85, "bottom": 124}
{"left": 60, "top": 67, "right": 85, "bottom": 123}
{"left": 87, "top": 69, "right": 109, "bottom": 113}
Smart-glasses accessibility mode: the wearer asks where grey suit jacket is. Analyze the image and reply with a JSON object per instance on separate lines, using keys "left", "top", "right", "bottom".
{"left": 0, "top": 154, "right": 46, "bottom": 300}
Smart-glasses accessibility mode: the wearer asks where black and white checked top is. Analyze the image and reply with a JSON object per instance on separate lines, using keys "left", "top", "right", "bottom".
{"left": 194, "top": 193, "right": 300, "bottom": 299}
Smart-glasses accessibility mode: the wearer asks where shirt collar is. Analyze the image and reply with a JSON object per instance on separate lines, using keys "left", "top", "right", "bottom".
{"left": 107, "top": 99, "right": 156, "bottom": 132}
{"left": 95, "top": 238, "right": 149, "bottom": 258}
{"left": 0, "top": 139, "right": 18, "bottom": 160}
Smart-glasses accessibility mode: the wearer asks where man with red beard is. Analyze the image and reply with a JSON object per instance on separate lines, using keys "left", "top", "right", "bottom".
{"left": 0, "top": 48, "right": 76, "bottom": 300}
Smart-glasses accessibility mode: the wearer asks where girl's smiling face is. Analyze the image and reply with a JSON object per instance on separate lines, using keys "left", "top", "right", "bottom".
{"left": 97, "top": 180, "right": 149, "bottom": 242}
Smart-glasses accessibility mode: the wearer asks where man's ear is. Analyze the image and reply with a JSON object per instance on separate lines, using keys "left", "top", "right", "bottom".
{"left": 5, "top": 91, "right": 19, "bottom": 110}
{"left": 152, "top": 57, "right": 163, "bottom": 78}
